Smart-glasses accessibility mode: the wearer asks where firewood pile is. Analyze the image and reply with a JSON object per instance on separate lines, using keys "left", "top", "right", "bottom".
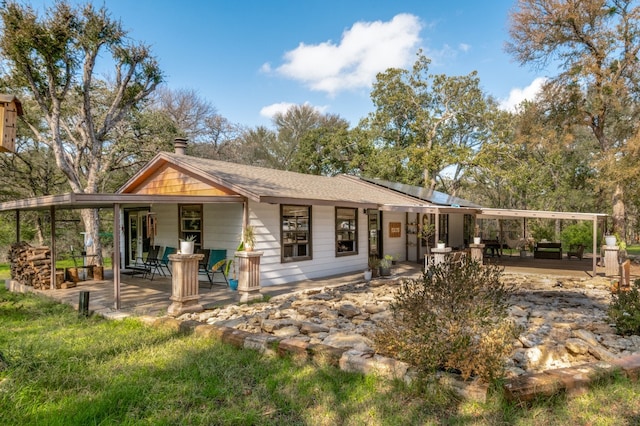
{"left": 8, "top": 242, "right": 59, "bottom": 289}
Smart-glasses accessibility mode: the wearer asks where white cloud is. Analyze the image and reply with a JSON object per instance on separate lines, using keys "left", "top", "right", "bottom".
{"left": 260, "top": 101, "right": 328, "bottom": 119}
{"left": 459, "top": 43, "right": 471, "bottom": 53}
{"left": 274, "top": 13, "right": 422, "bottom": 96}
{"left": 260, "top": 62, "right": 272, "bottom": 73}
{"left": 500, "top": 77, "right": 547, "bottom": 111}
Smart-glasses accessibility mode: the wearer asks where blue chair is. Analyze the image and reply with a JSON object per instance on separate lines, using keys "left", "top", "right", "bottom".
{"left": 206, "top": 249, "right": 229, "bottom": 287}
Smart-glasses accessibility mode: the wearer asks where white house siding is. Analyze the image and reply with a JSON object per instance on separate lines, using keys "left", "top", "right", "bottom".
{"left": 381, "top": 211, "right": 406, "bottom": 262}
{"left": 250, "top": 201, "right": 369, "bottom": 286}
{"left": 202, "top": 203, "right": 243, "bottom": 253}
{"left": 150, "top": 204, "right": 179, "bottom": 250}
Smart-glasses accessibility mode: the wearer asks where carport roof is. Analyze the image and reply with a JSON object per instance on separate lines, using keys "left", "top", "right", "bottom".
{"left": 0, "top": 193, "right": 242, "bottom": 212}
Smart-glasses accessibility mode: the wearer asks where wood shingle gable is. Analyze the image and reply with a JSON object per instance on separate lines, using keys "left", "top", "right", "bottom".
{"left": 118, "top": 156, "right": 240, "bottom": 197}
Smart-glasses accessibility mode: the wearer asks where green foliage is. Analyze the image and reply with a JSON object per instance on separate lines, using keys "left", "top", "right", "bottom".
{"left": 529, "top": 220, "right": 554, "bottom": 242}
{"left": 560, "top": 222, "right": 594, "bottom": 248}
{"left": 362, "top": 50, "right": 497, "bottom": 190}
{"left": 608, "top": 279, "right": 640, "bottom": 336}
{"left": 373, "top": 259, "right": 519, "bottom": 381}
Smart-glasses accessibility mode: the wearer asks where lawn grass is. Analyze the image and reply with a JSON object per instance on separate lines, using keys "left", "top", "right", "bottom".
{"left": 1, "top": 288, "right": 639, "bottom": 424}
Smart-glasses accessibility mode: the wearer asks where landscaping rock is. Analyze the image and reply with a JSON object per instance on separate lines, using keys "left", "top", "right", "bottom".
{"left": 187, "top": 272, "right": 640, "bottom": 378}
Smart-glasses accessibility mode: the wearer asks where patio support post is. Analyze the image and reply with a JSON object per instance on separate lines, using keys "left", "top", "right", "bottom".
{"left": 167, "top": 253, "right": 204, "bottom": 316}
{"left": 15, "top": 209, "right": 20, "bottom": 242}
{"left": 469, "top": 243, "right": 484, "bottom": 264}
{"left": 50, "top": 206, "right": 56, "bottom": 290}
{"left": 592, "top": 216, "right": 598, "bottom": 277}
{"left": 604, "top": 245, "right": 619, "bottom": 277}
{"left": 431, "top": 246, "right": 451, "bottom": 266}
{"left": 113, "top": 203, "right": 121, "bottom": 310}
{"left": 243, "top": 200, "right": 249, "bottom": 229}
{"left": 236, "top": 250, "right": 263, "bottom": 303}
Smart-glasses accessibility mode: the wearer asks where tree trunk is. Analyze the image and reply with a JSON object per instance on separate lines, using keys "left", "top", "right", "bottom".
{"left": 79, "top": 208, "right": 103, "bottom": 266}
{"left": 34, "top": 214, "right": 45, "bottom": 246}
{"left": 612, "top": 183, "right": 626, "bottom": 240}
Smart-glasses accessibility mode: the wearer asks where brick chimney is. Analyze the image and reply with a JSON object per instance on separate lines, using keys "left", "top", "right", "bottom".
{"left": 174, "top": 137, "right": 188, "bottom": 155}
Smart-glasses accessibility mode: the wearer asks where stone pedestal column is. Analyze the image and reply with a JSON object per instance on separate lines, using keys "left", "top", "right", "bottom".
{"left": 603, "top": 245, "right": 620, "bottom": 277}
{"left": 469, "top": 243, "right": 485, "bottom": 264}
{"left": 236, "top": 251, "right": 263, "bottom": 303}
{"left": 167, "top": 253, "right": 204, "bottom": 316}
{"left": 431, "top": 247, "right": 452, "bottom": 267}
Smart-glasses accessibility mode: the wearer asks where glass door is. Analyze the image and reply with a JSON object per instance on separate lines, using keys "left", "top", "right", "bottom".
{"left": 126, "top": 210, "right": 149, "bottom": 265}
{"left": 368, "top": 210, "right": 380, "bottom": 257}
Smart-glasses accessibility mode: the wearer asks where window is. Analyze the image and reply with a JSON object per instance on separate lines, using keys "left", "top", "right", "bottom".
{"left": 179, "top": 204, "right": 202, "bottom": 251}
{"left": 336, "top": 207, "right": 358, "bottom": 256}
{"left": 281, "top": 205, "right": 311, "bottom": 262}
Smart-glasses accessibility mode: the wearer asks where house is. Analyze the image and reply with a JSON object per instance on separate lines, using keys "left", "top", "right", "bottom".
{"left": 116, "top": 139, "right": 481, "bottom": 285}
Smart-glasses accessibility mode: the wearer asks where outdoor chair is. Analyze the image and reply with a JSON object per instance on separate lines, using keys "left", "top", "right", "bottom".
{"left": 159, "top": 246, "right": 176, "bottom": 276}
{"left": 142, "top": 245, "right": 164, "bottom": 280}
{"left": 567, "top": 244, "right": 585, "bottom": 260}
{"left": 206, "top": 249, "right": 229, "bottom": 288}
{"left": 196, "top": 248, "right": 211, "bottom": 277}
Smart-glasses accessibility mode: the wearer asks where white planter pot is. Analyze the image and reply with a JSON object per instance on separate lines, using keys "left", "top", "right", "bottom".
{"left": 473, "top": 237, "right": 481, "bottom": 245}
{"left": 364, "top": 270, "right": 372, "bottom": 282}
{"left": 605, "top": 235, "right": 616, "bottom": 247}
{"left": 437, "top": 243, "right": 445, "bottom": 249}
{"left": 180, "top": 241, "right": 194, "bottom": 254}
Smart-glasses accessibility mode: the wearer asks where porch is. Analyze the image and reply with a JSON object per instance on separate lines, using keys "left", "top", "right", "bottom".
{"left": 6, "top": 255, "right": 620, "bottom": 320}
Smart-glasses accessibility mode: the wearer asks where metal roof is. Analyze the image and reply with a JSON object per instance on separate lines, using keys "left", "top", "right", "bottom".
{"left": 359, "top": 177, "right": 482, "bottom": 208}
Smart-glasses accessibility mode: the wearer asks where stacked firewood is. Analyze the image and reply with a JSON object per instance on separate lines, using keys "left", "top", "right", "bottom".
{"left": 8, "top": 242, "right": 55, "bottom": 289}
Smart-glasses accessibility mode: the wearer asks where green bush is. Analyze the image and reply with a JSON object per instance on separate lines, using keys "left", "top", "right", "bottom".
{"left": 373, "top": 259, "right": 519, "bottom": 382}
{"left": 560, "top": 222, "right": 594, "bottom": 249}
{"left": 529, "top": 220, "right": 554, "bottom": 242}
{"left": 608, "top": 279, "right": 640, "bottom": 335}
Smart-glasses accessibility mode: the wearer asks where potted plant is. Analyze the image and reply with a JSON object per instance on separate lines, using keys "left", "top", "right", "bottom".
{"left": 228, "top": 257, "right": 238, "bottom": 290}
{"left": 473, "top": 224, "right": 481, "bottom": 244}
{"left": 242, "top": 225, "right": 256, "bottom": 251}
{"left": 364, "top": 267, "right": 372, "bottom": 282}
{"left": 379, "top": 254, "right": 393, "bottom": 276}
{"left": 436, "top": 240, "right": 445, "bottom": 249}
{"left": 367, "top": 256, "right": 380, "bottom": 279}
{"left": 179, "top": 234, "right": 196, "bottom": 254}
{"left": 605, "top": 234, "right": 617, "bottom": 247}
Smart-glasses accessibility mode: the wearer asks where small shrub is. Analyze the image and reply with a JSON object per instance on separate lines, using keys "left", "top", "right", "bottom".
{"left": 373, "top": 258, "right": 519, "bottom": 382}
{"left": 608, "top": 279, "right": 640, "bottom": 335}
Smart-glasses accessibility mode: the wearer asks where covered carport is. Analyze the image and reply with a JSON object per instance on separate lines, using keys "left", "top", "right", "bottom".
{"left": 0, "top": 192, "right": 244, "bottom": 309}
{"left": 477, "top": 208, "right": 609, "bottom": 277}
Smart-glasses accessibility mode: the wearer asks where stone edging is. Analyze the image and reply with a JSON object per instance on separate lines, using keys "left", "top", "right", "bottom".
{"left": 138, "top": 315, "right": 640, "bottom": 403}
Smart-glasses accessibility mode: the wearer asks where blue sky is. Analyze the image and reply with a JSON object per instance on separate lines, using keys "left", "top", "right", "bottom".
{"left": 36, "top": 0, "right": 546, "bottom": 128}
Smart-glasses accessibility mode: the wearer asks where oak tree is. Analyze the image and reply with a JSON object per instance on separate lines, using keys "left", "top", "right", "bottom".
{"left": 507, "top": 0, "right": 640, "bottom": 236}
{"left": 0, "top": 1, "right": 162, "bottom": 264}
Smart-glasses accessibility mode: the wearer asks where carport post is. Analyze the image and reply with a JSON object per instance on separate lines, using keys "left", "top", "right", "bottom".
{"left": 50, "top": 206, "right": 56, "bottom": 290}
{"left": 15, "top": 209, "right": 20, "bottom": 242}
{"left": 113, "top": 203, "right": 121, "bottom": 310}
{"left": 593, "top": 216, "right": 598, "bottom": 277}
